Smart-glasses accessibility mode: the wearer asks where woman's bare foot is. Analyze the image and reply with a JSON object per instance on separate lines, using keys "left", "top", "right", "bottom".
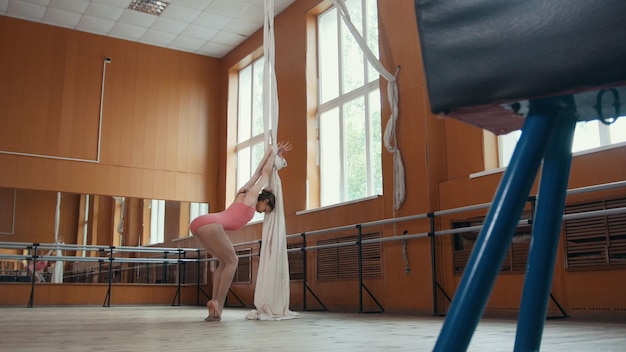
{"left": 205, "top": 300, "right": 221, "bottom": 322}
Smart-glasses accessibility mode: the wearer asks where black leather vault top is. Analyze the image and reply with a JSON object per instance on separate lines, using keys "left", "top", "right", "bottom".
{"left": 414, "top": 0, "right": 626, "bottom": 115}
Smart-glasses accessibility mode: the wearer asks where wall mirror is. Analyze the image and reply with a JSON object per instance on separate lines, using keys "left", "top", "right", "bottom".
{"left": 0, "top": 187, "right": 208, "bottom": 285}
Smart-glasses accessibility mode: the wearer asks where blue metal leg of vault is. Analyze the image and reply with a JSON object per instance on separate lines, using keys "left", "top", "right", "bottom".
{"left": 433, "top": 96, "right": 576, "bottom": 352}
{"left": 514, "top": 98, "right": 578, "bottom": 351}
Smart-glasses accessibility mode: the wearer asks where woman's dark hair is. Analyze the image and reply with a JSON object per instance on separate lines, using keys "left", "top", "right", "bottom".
{"left": 257, "top": 189, "right": 276, "bottom": 211}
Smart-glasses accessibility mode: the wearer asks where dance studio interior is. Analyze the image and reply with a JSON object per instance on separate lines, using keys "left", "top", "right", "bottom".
{"left": 1, "top": 0, "right": 625, "bottom": 351}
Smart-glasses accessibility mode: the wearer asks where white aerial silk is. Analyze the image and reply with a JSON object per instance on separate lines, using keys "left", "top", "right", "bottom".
{"left": 246, "top": 156, "right": 299, "bottom": 320}
{"left": 246, "top": 0, "right": 299, "bottom": 321}
{"left": 52, "top": 192, "right": 63, "bottom": 283}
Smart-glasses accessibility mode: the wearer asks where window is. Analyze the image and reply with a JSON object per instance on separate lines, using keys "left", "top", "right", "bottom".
{"left": 498, "top": 130, "right": 521, "bottom": 169}
{"left": 317, "top": 0, "right": 382, "bottom": 207}
{"left": 236, "top": 56, "right": 268, "bottom": 222}
{"left": 499, "top": 118, "right": 626, "bottom": 167}
{"left": 498, "top": 98, "right": 626, "bottom": 167}
{"left": 149, "top": 199, "right": 165, "bottom": 245}
{"left": 571, "top": 118, "right": 626, "bottom": 153}
{"left": 564, "top": 198, "right": 626, "bottom": 269}
{"left": 144, "top": 200, "right": 180, "bottom": 244}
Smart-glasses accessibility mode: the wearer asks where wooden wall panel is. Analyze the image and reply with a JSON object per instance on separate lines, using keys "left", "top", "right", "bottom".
{"left": 0, "top": 188, "right": 15, "bottom": 234}
{"left": 164, "top": 52, "right": 179, "bottom": 172}
{"left": 150, "top": 173, "right": 163, "bottom": 200}
{"left": 0, "top": 285, "right": 32, "bottom": 305}
{"left": 130, "top": 57, "right": 147, "bottom": 169}
{"left": 113, "top": 167, "right": 129, "bottom": 198}
{"left": 175, "top": 54, "right": 189, "bottom": 173}
{"left": 0, "top": 189, "right": 79, "bottom": 244}
{"left": 444, "top": 118, "right": 486, "bottom": 180}
{"left": 59, "top": 31, "right": 79, "bottom": 158}
{"left": 162, "top": 172, "right": 175, "bottom": 200}
{"left": 126, "top": 167, "right": 141, "bottom": 199}
{"left": 142, "top": 48, "right": 159, "bottom": 171}
{"left": 0, "top": 284, "right": 202, "bottom": 306}
{"left": 0, "top": 17, "right": 220, "bottom": 202}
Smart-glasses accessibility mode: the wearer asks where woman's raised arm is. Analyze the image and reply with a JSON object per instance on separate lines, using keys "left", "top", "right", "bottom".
{"left": 237, "top": 147, "right": 274, "bottom": 194}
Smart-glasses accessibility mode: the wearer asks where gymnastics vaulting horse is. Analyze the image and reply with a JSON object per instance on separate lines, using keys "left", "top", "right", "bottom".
{"left": 413, "top": 1, "right": 626, "bottom": 351}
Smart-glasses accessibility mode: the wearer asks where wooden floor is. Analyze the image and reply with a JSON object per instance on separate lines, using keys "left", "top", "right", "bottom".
{"left": 1, "top": 305, "right": 625, "bottom": 351}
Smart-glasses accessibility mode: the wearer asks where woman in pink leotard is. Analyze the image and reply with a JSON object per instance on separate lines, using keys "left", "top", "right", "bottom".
{"left": 191, "top": 141, "right": 291, "bottom": 322}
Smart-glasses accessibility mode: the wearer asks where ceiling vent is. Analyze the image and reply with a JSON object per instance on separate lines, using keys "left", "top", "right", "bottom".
{"left": 128, "top": 0, "right": 170, "bottom": 16}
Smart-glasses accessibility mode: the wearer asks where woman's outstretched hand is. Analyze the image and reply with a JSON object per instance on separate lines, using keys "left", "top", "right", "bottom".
{"left": 276, "top": 141, "right": 292, "bottom": 158}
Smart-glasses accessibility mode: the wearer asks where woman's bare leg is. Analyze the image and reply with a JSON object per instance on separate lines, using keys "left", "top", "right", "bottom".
{"left": 193, "top": 234, "right": 220, "bottom": 298}
{"left": 193, "top": 223, "right": 239, "bottom": 320}
{"left": 192, "top": 234, "right": 220, "bottom": 319}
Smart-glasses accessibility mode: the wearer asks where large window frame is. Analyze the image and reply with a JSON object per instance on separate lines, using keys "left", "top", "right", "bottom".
{"left": 235, "top": 56, "right": 269, "bottom": 222}
{"left": 316, "top": 0, "right": 382, "bottom": 207}
{"left": 498, "top": 115, "right": 626, "bottom": 168}
{"left": 149, "top": 199, "right": 165, "bottom": 245}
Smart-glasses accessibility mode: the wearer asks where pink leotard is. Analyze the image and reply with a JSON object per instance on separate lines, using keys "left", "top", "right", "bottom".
{"left": 189, "top": 202, "right": 255, "bottom": 233}
{"left": 28, "top": 261, "right": 48, "bottom": 271}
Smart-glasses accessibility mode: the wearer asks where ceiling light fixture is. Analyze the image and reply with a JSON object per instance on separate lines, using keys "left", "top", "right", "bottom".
{"left": 128, "top": 0, "right": 170, "bottom": 16}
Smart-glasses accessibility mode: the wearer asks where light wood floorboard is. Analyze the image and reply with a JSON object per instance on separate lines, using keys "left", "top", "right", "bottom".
{"left": 0, "top": 306, "right": 625, "bottom": 351}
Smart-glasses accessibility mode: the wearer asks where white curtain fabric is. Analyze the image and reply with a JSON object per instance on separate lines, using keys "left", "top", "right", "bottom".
{"left": 53, "top": 192, "right": 63, "bottom": 283}
{"left": 246, "top": 158, "right": 299, "bottom": 320}
{"left": 246, "top": 0, "right": 299, "bottom": 321}
{"left": 333, "top": 0, "right": 406, "bottom": 209}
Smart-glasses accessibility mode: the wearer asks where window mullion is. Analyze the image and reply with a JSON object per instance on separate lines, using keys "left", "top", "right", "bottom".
{"left": 236, "top": 133, "right": 267, "bottom": 152}
{"left": 337, "top": 8, "right": 344, "bottom": 97}
{"left": 365, "top": 94, "right": 372, "bottom": 195}
{"left": 318, "top": 80, "right": 379, "bottom": 114}
{"left": 361, "top": 0, "right": 368, "bottom": 83}
{"left": 340, "top": 106, "right": 346, "bottom": 203}
{"left": 249, "top": 63, "right": 256, "bottom": 144}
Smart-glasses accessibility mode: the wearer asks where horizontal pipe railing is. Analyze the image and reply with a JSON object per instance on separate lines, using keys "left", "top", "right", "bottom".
{"left": 1, "top": 180, "right": 623, "bottom": 311}
{"left": 282, "top": 180, "right": 625, "bottom": 313}
{"left": 233, "top": 239, "right": 262, "bottom": 247}
{"left": 0, "top": 206, "right": 623, "bottom": 262}
{"left": 564, "top": 180, "right": 626, "bottom": 196}
{"left": 3, "top": 181, "right": 623, "bottom": 263}
{"left": 292, "top": 207, "right": 626, "bottom": 249}
{"left": 286, "top": 180, "right": 626, "bottom": 241}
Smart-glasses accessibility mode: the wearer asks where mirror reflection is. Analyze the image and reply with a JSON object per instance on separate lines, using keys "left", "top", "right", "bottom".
{"left": 0, "top": 187, "right": 209, "bottom": 285}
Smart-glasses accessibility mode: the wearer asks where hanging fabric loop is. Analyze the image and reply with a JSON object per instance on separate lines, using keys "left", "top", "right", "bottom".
{"left": 246, "top": 0, "right": 299, "bottom": 321}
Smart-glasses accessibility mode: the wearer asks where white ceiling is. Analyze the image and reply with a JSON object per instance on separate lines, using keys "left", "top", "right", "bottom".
{"left": 0, "top": 0, "right": 297, "bottom": 58}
